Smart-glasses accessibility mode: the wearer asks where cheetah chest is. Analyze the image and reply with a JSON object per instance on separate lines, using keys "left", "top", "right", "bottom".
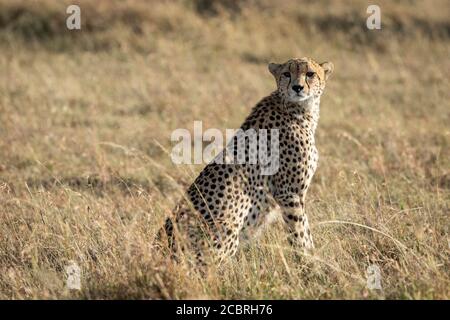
{"left": 273, "top": 123, "right": 319, "bottom": 195}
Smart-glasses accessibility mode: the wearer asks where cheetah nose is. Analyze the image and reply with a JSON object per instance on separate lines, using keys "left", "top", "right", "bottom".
{"left": 292, "top": 85, "right": 303, "bottom": 93}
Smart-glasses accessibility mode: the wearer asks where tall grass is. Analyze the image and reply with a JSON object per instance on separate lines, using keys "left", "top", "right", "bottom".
{"left": 0, "top": 0, "right": 449, "bottom": 299}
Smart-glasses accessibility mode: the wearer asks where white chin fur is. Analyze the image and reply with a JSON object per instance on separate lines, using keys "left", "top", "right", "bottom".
{"left": 288, "top": 94, "right": 310, "bottom": 103}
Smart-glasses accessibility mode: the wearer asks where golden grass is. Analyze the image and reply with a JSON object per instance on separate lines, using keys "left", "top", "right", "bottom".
{"left": 0, "top": 0, "right": 449, "bottom": 299}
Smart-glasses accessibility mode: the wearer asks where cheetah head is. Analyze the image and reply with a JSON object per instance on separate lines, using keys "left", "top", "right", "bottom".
{"left": 268, "top": 57, "right": 333, "bottom": 104}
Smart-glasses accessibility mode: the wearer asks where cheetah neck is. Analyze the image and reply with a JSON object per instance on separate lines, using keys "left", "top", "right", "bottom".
{"left": 277, "top": 92, "right": 321, "bottom": 133}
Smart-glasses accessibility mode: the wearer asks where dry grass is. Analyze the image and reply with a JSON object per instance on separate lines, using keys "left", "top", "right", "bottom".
{"left": 0, "top": 0, "right": 449, "bottom": 299}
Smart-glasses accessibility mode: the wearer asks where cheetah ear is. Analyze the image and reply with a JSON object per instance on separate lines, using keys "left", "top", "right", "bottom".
{"left": 268, "top": 62, "right": 282, "bottom": 77}
{"left": 320, "top": 61, "right": 334, "bottom": 80}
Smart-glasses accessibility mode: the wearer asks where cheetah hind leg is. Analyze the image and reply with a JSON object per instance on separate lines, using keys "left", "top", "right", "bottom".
{"left": 154, "top": 217, "right": 185, "bottom": 262}
{"left": 239, "top": 207, "right": 280, "bottom": 245}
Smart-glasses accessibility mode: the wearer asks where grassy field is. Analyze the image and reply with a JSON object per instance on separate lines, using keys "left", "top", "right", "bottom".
{"left": 0, "top": 0, "right": 449, "bottom": 299}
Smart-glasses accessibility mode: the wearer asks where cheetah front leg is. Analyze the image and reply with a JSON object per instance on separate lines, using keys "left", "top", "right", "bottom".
{"left": 274, "top": 194, "right": 314, "bottom": 251}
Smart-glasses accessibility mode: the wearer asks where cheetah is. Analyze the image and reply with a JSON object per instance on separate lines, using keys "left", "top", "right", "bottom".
{"left": 158, "top": 57, "right": 333, "bottom": 265}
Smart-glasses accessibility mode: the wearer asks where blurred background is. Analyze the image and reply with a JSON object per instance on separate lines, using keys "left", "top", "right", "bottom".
{"left": 0, "top": 0, "right": 449, "bottom": 299}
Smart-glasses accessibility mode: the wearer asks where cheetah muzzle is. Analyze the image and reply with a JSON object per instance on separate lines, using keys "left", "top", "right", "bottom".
{"left": 157, "top": 57, "right": 334, "bottom": 266}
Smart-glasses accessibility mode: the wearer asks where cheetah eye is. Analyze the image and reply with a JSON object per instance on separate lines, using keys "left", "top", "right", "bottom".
{"left": 306, "top": 72, "right": 315, "bottom": 78}
{"left": 282, "top": 72, "right": 291, "bottom": 77}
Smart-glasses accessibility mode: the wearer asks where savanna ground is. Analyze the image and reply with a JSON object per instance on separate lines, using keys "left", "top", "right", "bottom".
{"left": 0, "top": 0, "right": 449, "bottom": 299}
